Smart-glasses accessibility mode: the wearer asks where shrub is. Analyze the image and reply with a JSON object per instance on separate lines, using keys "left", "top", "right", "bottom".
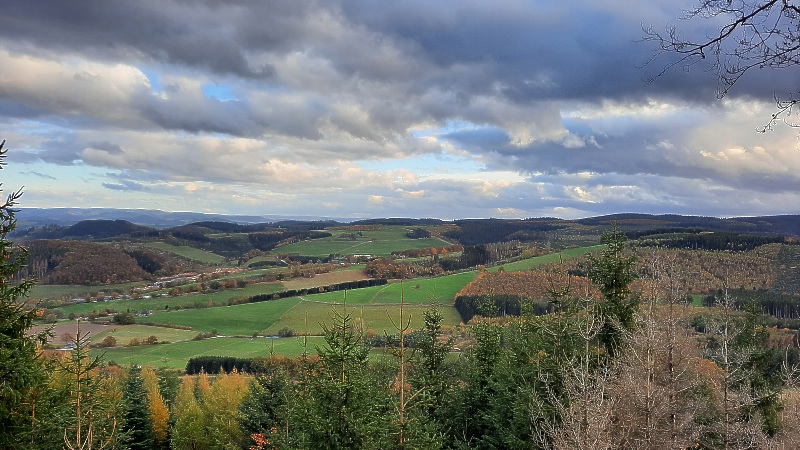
{"left": 112, "top": 312, "right": 136, "bottom": 325}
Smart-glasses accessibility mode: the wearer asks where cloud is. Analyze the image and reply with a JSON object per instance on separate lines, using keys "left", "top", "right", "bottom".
{"left": 102, "top": 180, "right": 149, "bottom": 192}
{"left": 24, "top": 171, "right": 56, "bottom": 180}
{"left": 0, "top": 0, "right": 796, "bottom": 219}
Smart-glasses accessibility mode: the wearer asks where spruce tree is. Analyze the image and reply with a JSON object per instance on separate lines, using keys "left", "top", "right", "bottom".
{"left": 588, "top": 224, "right": 637, "bottom": 358}
{"left": 122, "top": 366, "right": 154, "bottom": 450}
{"left": 0, "top": 140, "right": 50, "bottom": 448}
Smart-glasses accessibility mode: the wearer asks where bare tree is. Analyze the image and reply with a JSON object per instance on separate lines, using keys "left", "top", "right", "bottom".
{"left": 645, "top": 0, "right": 800, "bottom": 130}
{"left": 608, "top": 251, "right": 708, "bottom": 449}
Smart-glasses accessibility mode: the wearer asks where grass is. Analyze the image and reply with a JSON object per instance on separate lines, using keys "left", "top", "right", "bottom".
{"left": 73, "top": 244, "right": 603, "bottom": 368}
{"left": 93, "top": 336, "right": 325, "bottom": 369}
{"left": 141, "top": 242, "right": 228, "bottom": 265}
{"left": 60, "top": 282, "right": 284, "bottom": 315}
{"left": 493, "top": 246, "right": 602, "bottom": 272}
{"left": 280, "top": 267, "right": 367, "bottom": 290}
{"left": 273, "top": 225, "right": 450, "bottom": 258}
{"left": 297, "top": 271, "right": 477, "bottom": 305}
{"left": 135, "top": 291, "right": 464, "bottom": 337}
{"left": 264, "top": 301, "right": 463, "bottom": 335}
{"left": 88, "top": 324, "right": 197, "bottom": 345}
{"left": 27, "top": 282, "right": 144, "bottom": 300}
{"left": 140, "top": 297, "right": 303, "bottom": 335}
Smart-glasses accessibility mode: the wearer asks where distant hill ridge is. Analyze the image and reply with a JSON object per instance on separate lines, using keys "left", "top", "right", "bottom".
{"left": 13, "top": 208, "right": 800, "bottom": 243}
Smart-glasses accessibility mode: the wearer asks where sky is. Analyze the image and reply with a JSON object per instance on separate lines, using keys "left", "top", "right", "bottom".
{"left": 1, "top": 0, "right": 799, "bottom": 220}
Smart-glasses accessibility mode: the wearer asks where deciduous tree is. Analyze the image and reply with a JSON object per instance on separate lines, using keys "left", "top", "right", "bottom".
{"left": 645, "top": 0, "right": 800, "bottom": 130}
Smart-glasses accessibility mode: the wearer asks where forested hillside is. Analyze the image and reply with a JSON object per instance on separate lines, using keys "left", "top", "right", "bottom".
{"left": 7, "top": 188, "right": 800, "bottom": 448}
{"left": 11, "top": 225, "right": 800, "bottom": 449}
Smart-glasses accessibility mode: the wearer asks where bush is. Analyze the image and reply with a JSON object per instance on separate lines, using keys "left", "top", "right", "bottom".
{"left": 91, "top": 335, "right": 117, "bottom": 348}
{"left": 112, "top": 312, "right": 135, "bottom": 325}
{"left": 276, "top": 327, "right": 294, "bottom": 337}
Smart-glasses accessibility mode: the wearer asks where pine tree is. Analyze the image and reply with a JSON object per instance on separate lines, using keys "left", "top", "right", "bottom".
{"left": 0, "top": 140, "right": 50, "bottom": 448}
{"left": 289, "top": 303, "right": 392, "bottom": 449}
{"left": 59, "top": 321, "right": 121, "bottom": 450}
{"left": 122, "top": 366, "right": 154, "bottom": 450}
{"left": 588, "top": 224, "right": 637, "bottom": 358}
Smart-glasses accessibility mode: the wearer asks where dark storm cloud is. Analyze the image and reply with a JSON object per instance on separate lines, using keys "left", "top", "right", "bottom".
{"left": 0, "top": 0, "right": 789, "bottom": 110}
{"left": 0, "top": 0, "right": 707, "bottom": 104}
{"left": 0, "top": 1, "right": 277, "bottom": 78}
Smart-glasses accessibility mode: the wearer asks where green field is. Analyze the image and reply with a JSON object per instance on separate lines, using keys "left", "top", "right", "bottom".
{"left": 140, "top": 297, "right": 303, "bottom": 335}
{"left": 73, "top": 245, "right": 600, "bottom": 364}
{"left": 263, "top": 301, "right": 462, "bottom": 335}
{"left": 141, "top": 242, "right": 228, "bottom": 264}
{"left": 28, "top": 282, "right": 145, "bottom": 300}
{"left": 93, "top": 336, "right": 325, "bottom": 369}
{"left": 60, "top": 282, "right": 284, "bottom": 315}
{"left": 81, "top": 291, "right": 463, "bottom": 338}
{"left": 296, "top": 271, "right": 476, "bottom": 305}
{"left": 89, "top": 324, "right": 197, "bottom": 345}
{"left": 493, "top": 246, "right": 602, "bottom": 272}
{"left": 274, "top": 226, "right": 450, "bottom": 258}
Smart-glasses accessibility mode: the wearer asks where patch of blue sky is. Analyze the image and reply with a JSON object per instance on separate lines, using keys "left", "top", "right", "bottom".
{"left": 360, "top": 153, "right": 485, "bottom": 177}
{"left": 441, "top": 127, "right": 509, "bottom": 151}
{"left": 16, "top": 120, "right": 68, "bottom": 136}
{"left": 9, "top": 162, "right": 97, "bottom": 188}
{"left": 140, "top": 68, "right": 163, "bottom": 92}
{"left": 202, "top": 82, "right": 237, "bottom": 101}
{"left": 411, "top": 119, "right": 491, "bottom": 138}
{"left": 560, "top": 117, "right": 594, "bottom": 136}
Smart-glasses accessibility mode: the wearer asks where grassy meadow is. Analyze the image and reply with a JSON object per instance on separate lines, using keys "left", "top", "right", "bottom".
{"left": 139, "top": 297, "right": 303, "bottom": 336}
{"left": 141, "top": 242, "right": 228, "bottom": 265}
{"left": 93, "top": 336, "right": 325, "bottom": 369}
{"left": 274, "top": 225, "right": 450, "bottom": 257}
{"left": 295, "top": 271, "right": 477, "bottom": 305}
{"left": 89, "top": 324, "right": 198, "bottom": 345}
{"left": 28, "top": 282, "right": 144, "bottom": 300}
{"left": 263, "top": 301, "right": 463, "bottom": 335}
{"left": 59, "top": 282, "right": 285, "bottom": 315}
{"left": 493, "top": 245, "right": 602, "bottom": 272}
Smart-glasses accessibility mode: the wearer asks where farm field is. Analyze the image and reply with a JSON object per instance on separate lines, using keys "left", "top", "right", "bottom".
{"left": 58, "top": 245, "right": 600, "bottom": 361}
{"left": 273, "top": 225, "right": 450, "bottom": 257}
{"left": 141, "top": 242, "right": 228, "bottom": 265}
{"left": 263, "top": 301, "right": 463, "bottom": 335}
{"left": 140, "top": 297, "right": 303, "bottom": 336}
{"left": 88, "top": 324, "right": 198, "bottom": 346}
{"left": 59, "top": 282, "right": 285, "bottom": 315}
{"left": 92, "top": 336, "right": 325, "bottom": 369}
{"left": 298, "top": 271, "right": 477, "bottom": 305}
{"left": 28, "top": 281, "right": 144, "bottom": 300}
{"left": 494, "top": 245, "right": 602, "bottom": 272}
{"left": 280, "top": 267, "right": 369, "bottom": 290}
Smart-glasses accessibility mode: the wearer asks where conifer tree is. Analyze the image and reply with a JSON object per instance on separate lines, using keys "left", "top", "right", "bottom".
{"left": 122, "top": 366, "right": 154, "bottom": 450}
{"left": 0, "top": 140, "right": 50, "bottom": 448}
{"left": 588, "top": 224, "right": 637, "bottom": 358}
{"left": 289, "top": 303, "right": 392, "bottom": 449}
{"left": 59, "top": 321, "right": 121, "bottom": 450}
